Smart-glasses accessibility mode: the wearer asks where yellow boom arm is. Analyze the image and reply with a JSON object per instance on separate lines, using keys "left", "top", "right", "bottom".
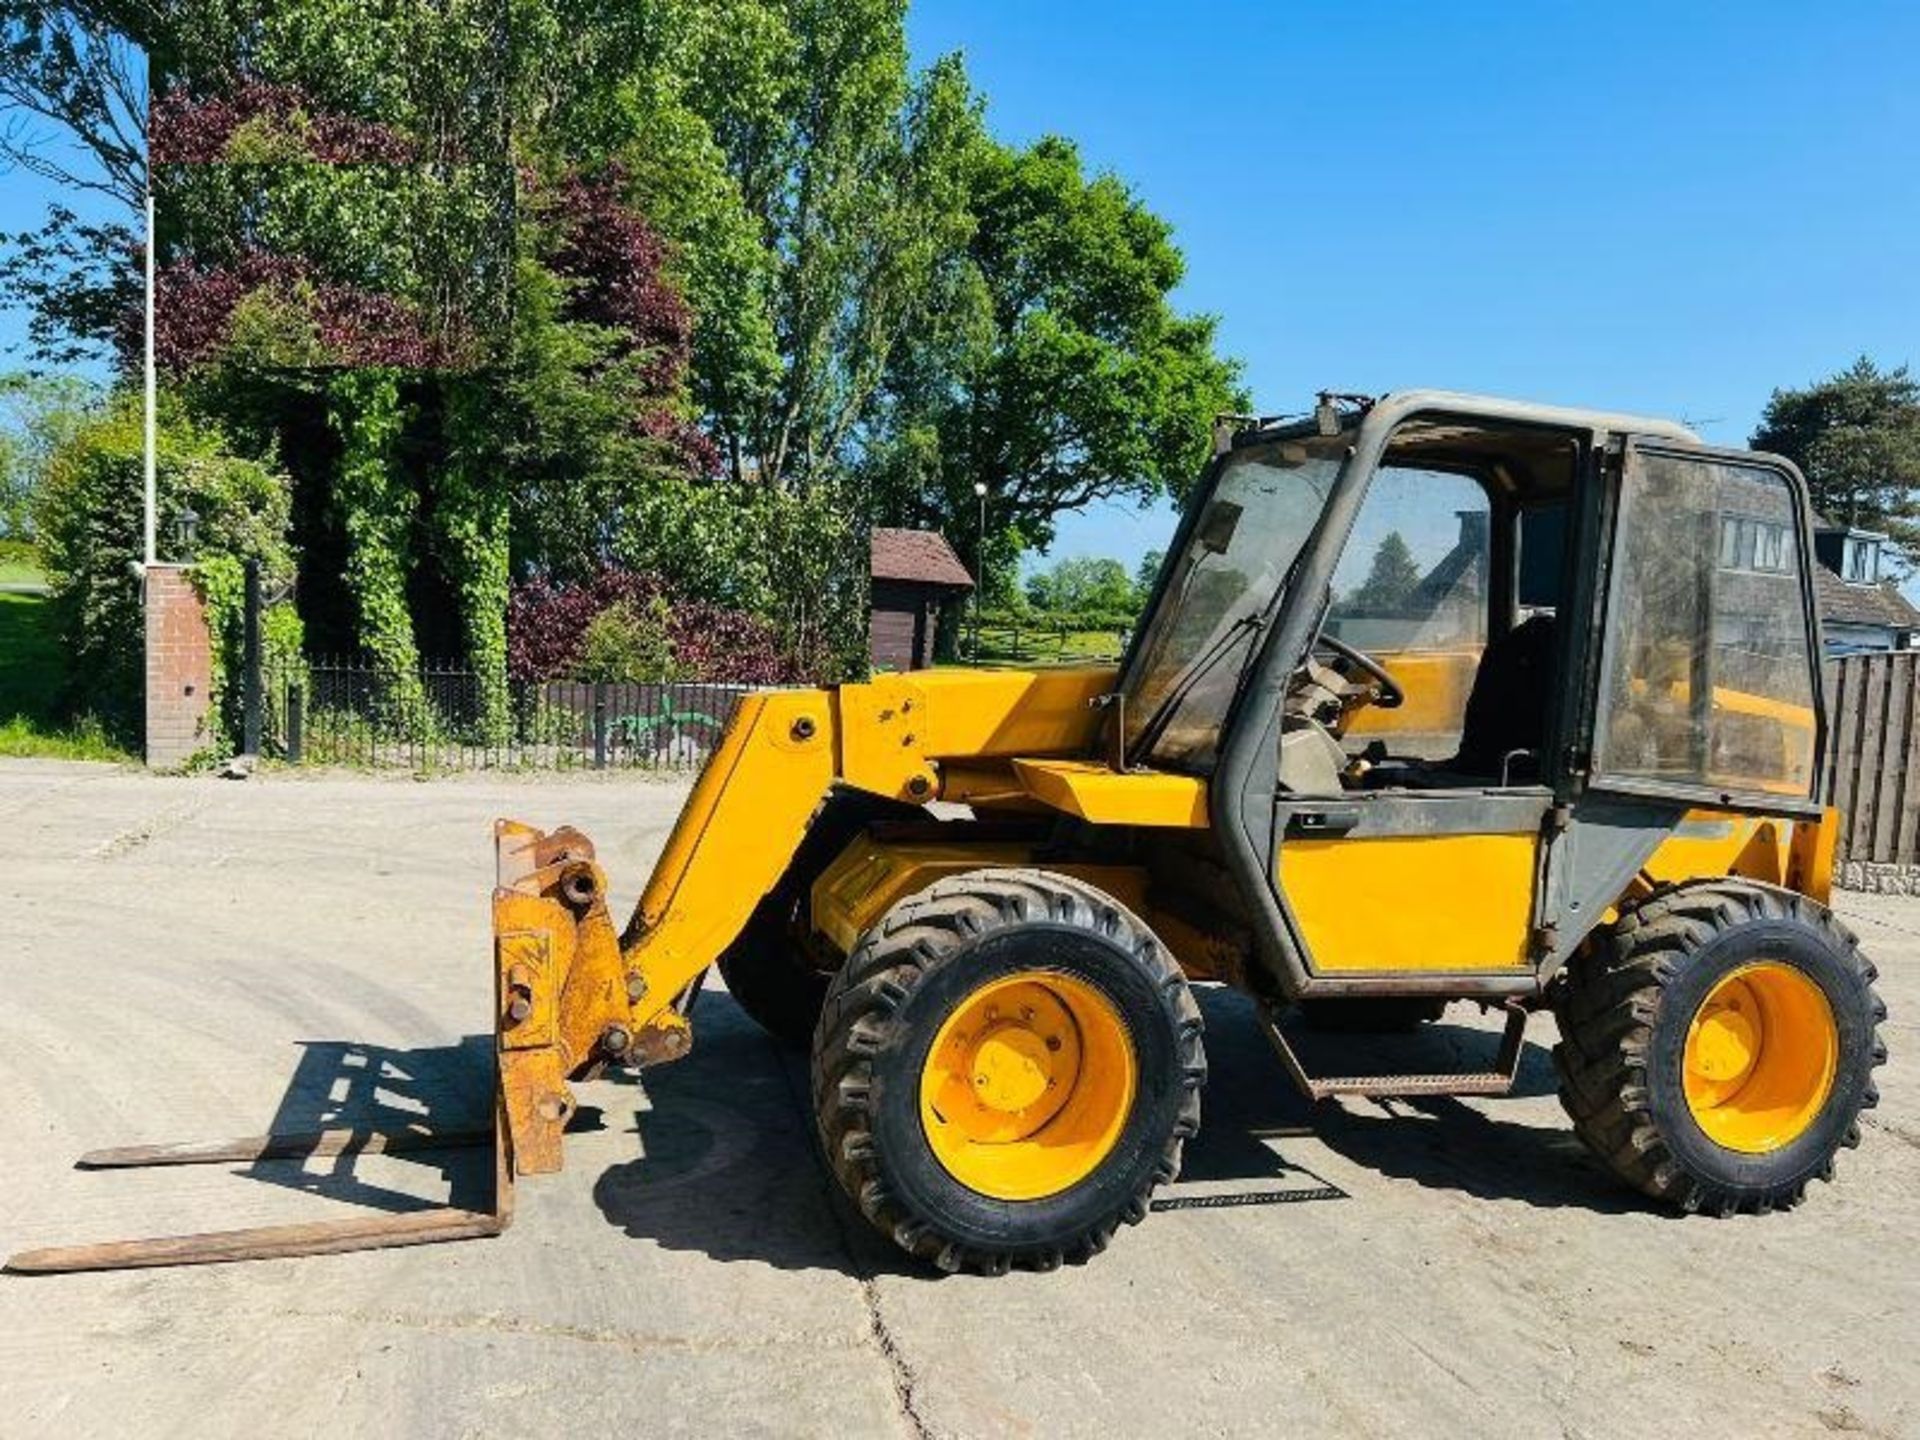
{"left": 490, "top": 666, "right": 1136, "bottom": 1172}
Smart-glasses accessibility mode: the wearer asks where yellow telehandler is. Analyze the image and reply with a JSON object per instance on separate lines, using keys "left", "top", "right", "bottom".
{"left": 9, "top": 390, "right": 1887, "bottom": 1275}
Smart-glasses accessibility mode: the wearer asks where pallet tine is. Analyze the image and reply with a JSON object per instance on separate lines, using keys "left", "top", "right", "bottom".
{"left": 77, "top": 1125, "right": 495, "bottom": 1170}
{"left": 4, "top": 1105, "right": 513, "bottom": 1275}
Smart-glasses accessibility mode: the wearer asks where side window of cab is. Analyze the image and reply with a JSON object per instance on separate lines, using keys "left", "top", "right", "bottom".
{"left": 1326, "top": 466, "right": 1492, "bottom": 760}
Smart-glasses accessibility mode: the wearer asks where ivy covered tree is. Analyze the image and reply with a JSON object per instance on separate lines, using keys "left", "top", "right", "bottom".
{"left": 6, "top": 0, "right": 1244, "bottom": 728}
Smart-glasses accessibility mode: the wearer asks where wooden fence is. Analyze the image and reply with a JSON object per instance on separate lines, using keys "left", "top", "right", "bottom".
{"left": 1825, "top": 651, "right": 1920, "bottom": 868}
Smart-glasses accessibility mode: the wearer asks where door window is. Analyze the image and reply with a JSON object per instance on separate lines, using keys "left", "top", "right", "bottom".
{"left": 1326, "top": 466, "right": 1490, "bottom": 758}
{"left": 1595, "top": 450, "right": 1818, "bottom": 797}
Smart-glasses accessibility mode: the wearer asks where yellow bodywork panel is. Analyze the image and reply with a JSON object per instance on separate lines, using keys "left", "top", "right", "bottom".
{"left": 1620, "top": 806, "right": 1838, "bottom": 914}
{"left": 1279, "top": 832, "right": 1538, "bottom": 972}
{"left": 1640, "top": 813, "right": 1786, "bottom": 892}
{"left": 810, "top": 834, "right": 1149, "bottom": 957}
{"left": 620, "top": 667, "right": 1120, "bottom": 1032}
{"left": 838, "top": 666, "right": 1114, "bottom": 801}
{"left": 808, "top": 832, "right": 1241, "bottom": 981}
{"left": 1787, "top": 807, "right": 1839, "bottom": 904}
{"left": 1007, "top": 758, "right": 1209, "bottom": 828}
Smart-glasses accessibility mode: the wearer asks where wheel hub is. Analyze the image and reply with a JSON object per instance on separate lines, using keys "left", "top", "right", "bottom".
{"left": 919, "top": 971, "right": 1137, "bottom": 1201}
{"left": 1682, "top": 961, "right": 1838, "bottom": 1153}
{"left": 1688, "top": 990, "right": 1760, "bottom": 1085}
{"left": 969, "top": 1023, "right": 1056, "bottom": 1113}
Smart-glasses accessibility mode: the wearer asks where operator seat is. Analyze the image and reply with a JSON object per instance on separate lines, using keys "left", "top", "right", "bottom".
{"left": 1448, "top": 612, "right": 1557, "bottom": 781}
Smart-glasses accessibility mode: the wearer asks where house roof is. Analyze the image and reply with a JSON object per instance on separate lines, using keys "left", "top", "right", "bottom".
{"left": 871, "top": 527, "right": 974, "bottom": 589}
{"left": 1814, "top": 563, "right": 1920, "bottom": 631}
{"left": 1811, "top": 510, "right": 1893, "bottom": 539}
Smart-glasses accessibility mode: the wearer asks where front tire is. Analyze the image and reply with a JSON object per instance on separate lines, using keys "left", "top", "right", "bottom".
{"left": 811, "top": 870, "right": 1205, "bottom": 1273}
{"left": 1554, "top": 880, "right": 1887, "bottom": 1214}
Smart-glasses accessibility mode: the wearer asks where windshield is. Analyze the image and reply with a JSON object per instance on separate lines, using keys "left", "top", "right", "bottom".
{"left": 1122, "top": 430, "right": 1351, "bottom": 771}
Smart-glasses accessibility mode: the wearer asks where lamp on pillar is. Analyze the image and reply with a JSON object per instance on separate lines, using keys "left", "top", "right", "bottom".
{"left": 174, "top": 506, "right": 200, "bottom": 561}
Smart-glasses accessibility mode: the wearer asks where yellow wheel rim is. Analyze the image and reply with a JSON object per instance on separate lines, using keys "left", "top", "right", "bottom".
{"left": 1683, "top": 961, "right": 1838, "bottom": 1153}
{"left": 918, "top": 971, "right": 1137, "bottom": 1201}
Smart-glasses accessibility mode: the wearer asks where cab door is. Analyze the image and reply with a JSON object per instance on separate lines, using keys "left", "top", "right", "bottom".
{"left": 1272, "top": 794, "right": 1548, "bottom": 974}
{"left": 1264, "top": 448, "right": 1564, "bottom": 978}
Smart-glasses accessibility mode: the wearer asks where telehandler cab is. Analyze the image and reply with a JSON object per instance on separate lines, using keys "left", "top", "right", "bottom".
{"left": 10, "top": 389, "right": 1887, "bottom": 1276}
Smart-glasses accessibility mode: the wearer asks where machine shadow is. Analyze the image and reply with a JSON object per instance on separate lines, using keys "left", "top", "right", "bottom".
{"left": 239, "top": 1036, "right": 502, "bottom": 1215}
{"left": 589, "top": 983, "right": 1649, "bottom": 1274}
{"left": 1208, "top": 990, "right": 1665, "bottom": 1216}
{"left": 590, "top": 997, "right": 914, "bottom": 1277}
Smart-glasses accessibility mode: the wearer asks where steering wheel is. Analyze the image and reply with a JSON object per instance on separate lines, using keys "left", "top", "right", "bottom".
{"left": 1313, "top": 632, "right": 1405, "bottom": 710}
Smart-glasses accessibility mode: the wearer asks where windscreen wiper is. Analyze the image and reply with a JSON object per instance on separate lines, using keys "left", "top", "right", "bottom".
{"left": 1127, "top": 611, "right": 1266, "bottom": 760}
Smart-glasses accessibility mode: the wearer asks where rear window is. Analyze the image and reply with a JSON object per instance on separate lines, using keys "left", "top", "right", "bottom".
{"left": 1595, "top": 451, "right": 1817, "bottom": 798}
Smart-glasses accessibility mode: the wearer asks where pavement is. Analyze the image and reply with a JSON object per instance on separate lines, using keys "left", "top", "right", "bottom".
{"left": 0, "top": 760, "right": 1914, "bottom": 1439}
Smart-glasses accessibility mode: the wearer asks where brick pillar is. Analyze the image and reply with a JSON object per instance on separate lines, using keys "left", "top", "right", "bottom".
{"left": 144, "top": 563, "right": 212, "bottom": 768}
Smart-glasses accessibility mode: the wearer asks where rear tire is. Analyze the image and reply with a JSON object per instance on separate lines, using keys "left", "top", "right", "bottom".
{"left": 716, "top": 908, "right": 830, "bottom": 1047}
{"left": 1553, "top": 880, "right": 1887, "bottom": 1214}
{"left": 811, "top": 870, "right": 1205, "bottom": 1274}
{"left": 716, "top": 789, "right": 922, "bottom": 1046}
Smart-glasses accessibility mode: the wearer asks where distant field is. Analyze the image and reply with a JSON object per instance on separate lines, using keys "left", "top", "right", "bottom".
{"left": 0, "top": 555, "right": 46, "bottom": 587}
{"left": 967, "top": 620, "right": 1127, "bottom": 666}
{"left": 0, "top": 590, "right": 128, "bottom": 761}
{"left": 0, "top": 591, "right": 61, "bottom": 720}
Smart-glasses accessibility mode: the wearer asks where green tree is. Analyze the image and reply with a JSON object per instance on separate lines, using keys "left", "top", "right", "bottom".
{"left": 33, "top": 396, "right": 296, "bottom": 743}
{"left": 864, "top": 134, "right": 1243, "bottom": 587}
{"left": 0, "top": 372, "right": 98, "bottom": 537}
{"left": 1023, "top": 555, "right": 1142, "bottom": 617}
{"left": 560, "top": 0, "right": 978, "bottom": 491}
{"left": 1346, "top": 531, "right": 1421, "bottom": 612}
{"left": 1134, "top": 548, "right": 1163, "bottom": 603}
{"left": 1752, "top": 357, "right": 1920, "bottom": 569}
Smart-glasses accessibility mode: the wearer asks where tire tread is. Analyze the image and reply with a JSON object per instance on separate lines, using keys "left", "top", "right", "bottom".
{"left": 1553, "top": 879, "right": 1885, "bottom": 1214}
{"left": 811, "top": 868, "right": 1205, "bottom": 1274}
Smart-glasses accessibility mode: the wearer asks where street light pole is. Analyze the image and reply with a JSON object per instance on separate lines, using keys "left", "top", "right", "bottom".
{"left": 972, "top": 481, "right": 987, "bottom": 660}
{"left": 142, "top": 187, "right": 157, "bottom": 572}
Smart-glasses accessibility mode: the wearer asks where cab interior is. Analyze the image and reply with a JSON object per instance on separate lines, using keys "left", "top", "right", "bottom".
{"left": 1281, "top": 417, "right": 1583, "bottom": 795}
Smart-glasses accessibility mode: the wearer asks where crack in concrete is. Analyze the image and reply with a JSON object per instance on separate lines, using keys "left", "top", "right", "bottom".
{"left": 1861, "top": 1113, "right": 1920, "bottom": 1150}
{"left": 860, "top": 1277, "right": 936, "bottom": 1440}
{"left": 766, "top": 1031, "right": 939, "bottom": 1440}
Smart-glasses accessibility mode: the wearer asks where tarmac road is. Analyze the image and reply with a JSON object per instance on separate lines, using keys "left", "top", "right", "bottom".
{"left": 0, "top": 760, "right": 1914, "bottom": 1438}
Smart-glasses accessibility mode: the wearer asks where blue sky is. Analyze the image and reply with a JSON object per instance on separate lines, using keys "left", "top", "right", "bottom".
{"left": 6, "top": 6, "right": 1916, "bottom": 574}
{"left": 906, "top": 1, "right": 1920, "bottom": 569}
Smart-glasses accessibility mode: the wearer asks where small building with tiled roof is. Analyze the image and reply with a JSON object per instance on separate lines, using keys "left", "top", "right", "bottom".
{"left": 1813, "top": 517, "right": 1920, "bottom": 654}
{"left": 870, "top": 527, "right": 974, "bottom": 670}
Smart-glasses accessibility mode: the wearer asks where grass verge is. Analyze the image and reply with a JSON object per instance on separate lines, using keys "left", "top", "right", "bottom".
{"left": 0, "top": 715, "right": 130, "bottom": 761}
{"left": 0, "top": 589, "right": 133, "bottom": 762}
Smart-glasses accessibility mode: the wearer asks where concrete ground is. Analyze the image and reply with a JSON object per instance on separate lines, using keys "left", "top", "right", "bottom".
{"left": 0, "top": 760, "right": 1914, "bottom": 1439}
